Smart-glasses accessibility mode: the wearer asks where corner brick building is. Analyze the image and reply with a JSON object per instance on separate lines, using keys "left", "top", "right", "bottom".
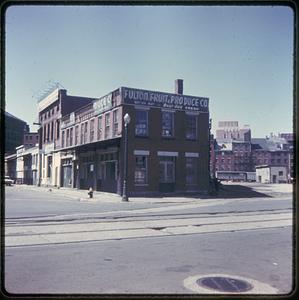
{"left": 58, "top": 80, "right": 210, "bottom": 195}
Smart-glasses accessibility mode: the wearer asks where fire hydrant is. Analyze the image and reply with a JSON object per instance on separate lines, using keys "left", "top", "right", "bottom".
{"left": 88, "top": 187, "right": 93, "bottom": 198}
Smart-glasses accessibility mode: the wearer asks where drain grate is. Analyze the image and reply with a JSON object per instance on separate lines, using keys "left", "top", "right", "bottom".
{"left": 196, "top": 276, "right": 253, "bottom": 293}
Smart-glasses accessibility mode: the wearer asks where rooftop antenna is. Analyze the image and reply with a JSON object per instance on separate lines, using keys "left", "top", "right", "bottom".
{"left": 32, "top": 80, "right": 65, "bottom": 102}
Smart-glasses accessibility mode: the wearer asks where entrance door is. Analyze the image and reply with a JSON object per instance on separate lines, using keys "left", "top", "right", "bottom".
{"left": 159, "top": 157, "right": 175, "bottom": 192}
{"left": 102, "top": 161, "right": 117, "bottom": 193}
{"left": 62, "top": 165, "right": 72, "bottom": 187}
{"left": 272, "top": 175, "right": 277, "bottom": 183}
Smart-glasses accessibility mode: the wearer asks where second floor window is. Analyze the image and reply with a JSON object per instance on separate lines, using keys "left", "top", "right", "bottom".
{"left": 105, "top": 113, "right": 110, "bottom": 139}
{"left": 62, "top": 130, "right": 65, "bottom": 148}
{"left": 162, "top": 111, "right": 174, "bottom": 137}
{"left": 90, "top": 119, "right": 95, "bottom": 142}
{"left": 66, "top": 129, "right": 70, "bottom": 147}
{"left": 135, "top": 110, "right": 148, "bottom": 136}
{"left": 75, "top": 126, "right": 79, "bottom": 145}
{"left": 56, "top": 120, "right": 60, "bottom": 139}
{"left": 185, "top": 114, "right": 197, "bottom": 140}
{"left": 80, "top": 124, "right": 84, "bottom": 144}
{"left": 113, "top": 110, "right": 119, "bottom": 137}
{"left": 98, "top": 116, "right": 102, "bottom": 140}
{"left": 70, "top": 127, "right": 73, "bottom": 146}
{"left": 84, "top": 122, "right": 88, "bottom": 144}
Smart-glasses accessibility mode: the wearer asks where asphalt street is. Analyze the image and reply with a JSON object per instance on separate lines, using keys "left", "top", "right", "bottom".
{"left": 3, "top": 183, "right": 294, "bottom": 295}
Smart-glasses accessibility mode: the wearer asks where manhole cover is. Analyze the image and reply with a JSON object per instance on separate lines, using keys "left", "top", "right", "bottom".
{"left": 197, "top": 276, "right": 253, "bottom": 293}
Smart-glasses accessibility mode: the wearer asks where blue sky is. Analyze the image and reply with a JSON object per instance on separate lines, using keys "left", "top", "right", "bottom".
{"left": 5, "top": 5, "right": 294, "bottom": 137}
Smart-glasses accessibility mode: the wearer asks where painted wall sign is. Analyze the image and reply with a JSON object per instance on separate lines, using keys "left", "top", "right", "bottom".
{"left": 38, "top": 89, "right": 59, "bottom": 112}
{"left": 121, "top": 87, "right": 209, "bottom": 112}
{"left": 93, "top": 93, "right": 112, "bottom": 114}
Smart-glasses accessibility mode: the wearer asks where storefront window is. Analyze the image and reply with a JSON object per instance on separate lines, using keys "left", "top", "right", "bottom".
{"left": 186, "top": 157, "right": 198, "bottom": 184}
{"left": 135, "top": 110, "right": 148, "bottom": 136}
{"left": 47, "top": 156, "right": 52, "bottom": 178}
{"left": 186, "top": 114, "right": 197, "bottom": 140}
{"left": 135, "top": 156, "right": 148, "bottom": 184}
{"left": 162, "top": 111, "right": 174, "bottom": 137}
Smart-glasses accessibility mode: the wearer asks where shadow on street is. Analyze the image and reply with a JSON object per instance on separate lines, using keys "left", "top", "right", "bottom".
{"left": 214, "top": 184, "right": 272, "bottom": 199}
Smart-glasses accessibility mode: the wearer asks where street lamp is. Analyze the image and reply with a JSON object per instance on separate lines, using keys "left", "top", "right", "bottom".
{"left": 122, "top": 113, "right": 131, "bottom": 202}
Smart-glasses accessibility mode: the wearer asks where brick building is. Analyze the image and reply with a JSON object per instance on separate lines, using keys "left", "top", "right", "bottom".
{"left": 23, "top": 132, "right": 39, "bottom": 148}
{"left": 251, "top": 136, "right": 292, "bottom": 180}
{"left": 38, "top": 88, "right": 95, "bottom": 186}
{"left": 58, "top": 80, "right": 210, "bottom": 195}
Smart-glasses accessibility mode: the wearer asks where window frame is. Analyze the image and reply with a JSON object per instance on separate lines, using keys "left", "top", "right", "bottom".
{"left": 98, "top": 115, "right": 103, "bottom": 140}
{"left": 135, "top": 109, "right": 149, "bottom": 137}
{"left": 105, "top": 113, "right": 110, "bottom": 139}
{"left": 90, "top": 119, "right": 95, "bottom": 142}
{"left": 134, "top": 155, "right": 148, "bottom": 185}
{"left": 161, "top": 111, "right": 174, "bottom": 138}
{"left": 185, "top": 113, "right": 197, "bottom": 140}
{"left": 113, "top": 109, "right": 119, "bottom": 137}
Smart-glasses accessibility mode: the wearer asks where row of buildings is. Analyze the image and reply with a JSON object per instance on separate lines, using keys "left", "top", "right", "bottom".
{"left": 4, "top": 80, "right": 294, "bottom": 195}
{"left": 210, "top": 121, "right": 294, "bottom": 183}
{"left": 5, "top": 80, "right": 211, "bottom": 196}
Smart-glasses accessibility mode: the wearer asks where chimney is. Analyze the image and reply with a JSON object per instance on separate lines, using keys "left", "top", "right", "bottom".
{"left": 175, "top": 79, "right": 183, "bottom": 95}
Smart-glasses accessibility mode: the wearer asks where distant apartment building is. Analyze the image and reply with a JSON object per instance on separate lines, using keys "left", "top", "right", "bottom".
{"left": 213, "top": 122, "right": 293, "bottom": 182}
{"left": 216, "top": 121, "right": 251, "bottom": 142}
{"left": 213, "top": 121, "right": 253, "bottom": 181}
{"left": 4, "top": 111, "right": 29, "bottom": 154}
{"left": 251, "top": 134, "right": 293, "bottom": 181}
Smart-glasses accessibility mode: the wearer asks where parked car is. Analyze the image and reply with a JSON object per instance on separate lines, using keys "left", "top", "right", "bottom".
{"left": 4, "top": 176, "right": 14, "bottom": 186}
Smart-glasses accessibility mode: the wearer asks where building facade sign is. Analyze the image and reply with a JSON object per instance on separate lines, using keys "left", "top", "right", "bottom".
{"left": 38, "top": 89, "right": 59, "bottom": 112}
{"left": 121, "top": 87, "right": 209, "bottom": 112}
{"left": 93, "top": 93, "right": 113, "bottom": 114}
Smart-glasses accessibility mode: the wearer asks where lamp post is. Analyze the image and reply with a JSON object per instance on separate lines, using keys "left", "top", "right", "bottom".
{"left": 122, "top": 113, "right": 131, "bottom": 202}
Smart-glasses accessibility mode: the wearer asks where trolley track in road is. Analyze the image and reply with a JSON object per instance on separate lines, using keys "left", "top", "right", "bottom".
{"left": 5, "top": 208, "right": 292, "bottom": 247}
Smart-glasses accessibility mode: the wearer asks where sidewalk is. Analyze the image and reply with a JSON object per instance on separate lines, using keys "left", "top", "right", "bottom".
{"left": 10, "top": 182, "right": 292, "bottom": 204}
{"left": 11, "top": 184, "right": 201, "bottom": 204}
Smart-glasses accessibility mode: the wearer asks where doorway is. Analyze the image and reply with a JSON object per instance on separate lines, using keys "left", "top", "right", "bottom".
{"left": 159, "top": 157, "right": 175, "bottom": 192}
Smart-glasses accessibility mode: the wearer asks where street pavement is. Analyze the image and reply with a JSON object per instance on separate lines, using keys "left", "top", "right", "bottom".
{"left": 3, "top": 183, "right": 294, "bottom": 295}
